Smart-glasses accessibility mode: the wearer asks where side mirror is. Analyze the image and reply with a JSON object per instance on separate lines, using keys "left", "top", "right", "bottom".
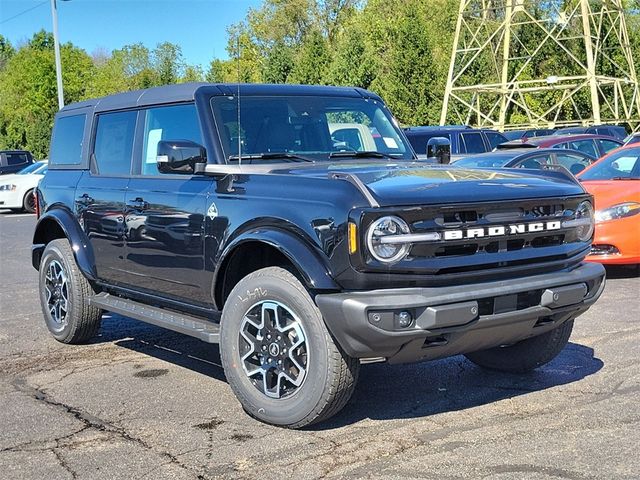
{"left": 157, "top": 140, "right": 206, "bottom": 174}
{"left": 426, "top": 137, "right": 451, "bottom": 164}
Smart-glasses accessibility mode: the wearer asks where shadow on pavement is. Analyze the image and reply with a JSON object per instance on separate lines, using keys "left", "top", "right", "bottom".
{"left": 93, "top": 314, "right": 603, "bottom": 429}
{"left": 603, "top": 264, "right": 639, "bottom": 279}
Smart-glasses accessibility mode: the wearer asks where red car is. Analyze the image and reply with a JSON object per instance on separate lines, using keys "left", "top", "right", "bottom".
{"left": 497, "top": 133, "right": 622, "bottom": 158}
{"left": 577, "top": 144, "right": 640, "bottom": 265}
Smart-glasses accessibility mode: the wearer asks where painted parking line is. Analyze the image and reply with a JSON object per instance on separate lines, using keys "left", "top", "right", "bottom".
{"left": 0, "top": 213, "right": 35, "bottom": 218}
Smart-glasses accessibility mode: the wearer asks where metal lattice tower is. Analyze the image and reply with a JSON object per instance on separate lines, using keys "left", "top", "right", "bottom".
{"left": 440, "top": 0, "right": 640, "bottom": 131}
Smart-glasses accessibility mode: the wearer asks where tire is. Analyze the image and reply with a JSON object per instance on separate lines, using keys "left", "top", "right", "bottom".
{"left": 464, "top": 320, "right": 574, "bottom": 373}
{"left": 38, "top": 239, "right": 102, "bottom": 344}
{"left": 22, "top": 189, "right": 36, "bottom": 213}
{"left": 220, "top": 267, "right": 359, "bottom": 428}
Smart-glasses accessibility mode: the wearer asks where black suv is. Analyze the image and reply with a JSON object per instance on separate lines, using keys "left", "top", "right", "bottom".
{"left": 404, "top": 125, "right": 508, "bottom": 158}
{"left": 33, "top": 83, "right": 605, "bottom": 428}
{"left": 0, "top": 150, "right": 34, "bottom": 175}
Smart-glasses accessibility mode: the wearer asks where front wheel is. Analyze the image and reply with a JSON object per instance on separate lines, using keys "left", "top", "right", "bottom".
{"left": 220, "top": 267, "right": 359, "bottom": 428}
{"left": 464, "top": 320, "right": 574, "bottom": 373}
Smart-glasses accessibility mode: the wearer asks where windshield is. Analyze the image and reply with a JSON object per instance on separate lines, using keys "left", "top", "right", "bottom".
{"left": 211, "top": 95, "right": 413, "bottom": 162}
{"left": 579, "top": 148, "right": 640, "bottom": 180}
{"left": 17, "top": 162, "right": 47, "bottom": 175}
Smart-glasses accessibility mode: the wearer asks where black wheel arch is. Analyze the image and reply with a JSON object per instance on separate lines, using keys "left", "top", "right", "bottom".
{"left": 32, "top": 206, "right": 97, "bottom": 282}
{"left": 213, "top": 228, "right": 340, "bottom": 310}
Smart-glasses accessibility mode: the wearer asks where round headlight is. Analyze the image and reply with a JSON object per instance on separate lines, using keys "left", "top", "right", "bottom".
{"left": 575, "top": 200, "right": 595, "bottom": 241}
{"left": 366, "top": 216, "right": 411, "bottom": 264}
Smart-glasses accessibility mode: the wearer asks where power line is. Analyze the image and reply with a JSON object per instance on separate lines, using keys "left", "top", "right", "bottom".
{"left": 0, "top": 0, "right": 48, "bottom": 26}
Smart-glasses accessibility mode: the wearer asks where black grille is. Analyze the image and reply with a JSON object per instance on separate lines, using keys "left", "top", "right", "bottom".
{"left": 360, "top": 196, "right": 589, "bottom": 276}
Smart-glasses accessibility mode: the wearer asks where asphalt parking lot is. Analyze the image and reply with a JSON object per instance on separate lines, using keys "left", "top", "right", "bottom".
{"left": 0, "top": 211, "right": 638, "bottom": 480}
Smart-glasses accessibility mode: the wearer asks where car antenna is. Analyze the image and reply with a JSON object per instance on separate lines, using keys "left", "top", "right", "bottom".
{"left": 236, "top": 35, "right": 242, "bottom": 167}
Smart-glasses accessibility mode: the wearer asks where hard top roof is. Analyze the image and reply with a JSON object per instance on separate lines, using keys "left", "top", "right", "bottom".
{"left": 60, "top": 82, "right": 383, "bottom": 114}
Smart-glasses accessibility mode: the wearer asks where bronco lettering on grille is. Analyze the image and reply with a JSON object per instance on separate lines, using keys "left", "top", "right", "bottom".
{"left": 443, "top": 221, "right": 561, "bottom": 241}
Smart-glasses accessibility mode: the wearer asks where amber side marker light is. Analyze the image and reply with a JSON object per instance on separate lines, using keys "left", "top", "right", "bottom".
{"left": 348, "top": 222, "right": 358, "bottom": 254}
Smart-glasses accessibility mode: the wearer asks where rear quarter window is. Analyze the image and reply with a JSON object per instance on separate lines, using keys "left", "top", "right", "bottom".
{"left": 6, "top": 153, "right": 28, "bottom": 166}
{"left": 50, "top": 114, "right": 86, "bottom": 166}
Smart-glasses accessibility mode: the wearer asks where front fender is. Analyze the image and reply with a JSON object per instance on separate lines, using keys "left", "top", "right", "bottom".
{"left": 215, "top": 228, "right": 340, "bottom": 293}
{"left": 32, "top": 206, "right": 97, "bottom": 281}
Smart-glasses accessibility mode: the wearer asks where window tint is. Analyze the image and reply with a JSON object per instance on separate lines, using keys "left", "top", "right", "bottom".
{"left": 597, "top": 139, "right": 621, "bottom": 154}
{"left": 485, "top": 131, "right": 507, "bottom": 149}
{"left": 93, "top": 111, "right": 137, "bottom": 176}
{"left": 566, "top": 139, "right": 598, "bottom": 157}
{"left": 49, "top": 114, "right": 85, "bottom": 165}
{"left": 461, "top": 132, "right": 486, "bottom": 153}
{"left": 140, "top": 104, "right": 202, "bottom": 175}
{"left": 516, "top": 154, "right": 552, "bottom": 169}
{"left": 405, "top": 132, "right": 451, "bottom": 155}
{"left": 556, "top": 153, "right": 592, "bottom": 175}
{"left": 6, "top": 153, "right": 27, "bottom": 165}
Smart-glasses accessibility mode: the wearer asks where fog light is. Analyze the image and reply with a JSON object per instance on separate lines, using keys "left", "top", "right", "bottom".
{"left": 396, "top": 311, "right": 413, "bottom": 328}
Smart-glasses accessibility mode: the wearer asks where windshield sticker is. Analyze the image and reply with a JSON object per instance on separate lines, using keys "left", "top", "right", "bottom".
{"left": 383, "top": 137, "right": 399, "bottom": 149}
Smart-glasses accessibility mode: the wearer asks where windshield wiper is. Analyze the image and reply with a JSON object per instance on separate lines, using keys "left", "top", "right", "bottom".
{"left": 228, "top": 152, "right": 314, "bottom": 163}
{"left": 329, "top": 150, "right": 396, "bottom": 159}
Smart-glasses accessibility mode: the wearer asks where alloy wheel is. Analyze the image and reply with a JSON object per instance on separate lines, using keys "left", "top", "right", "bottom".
{"left": 239, "top": 301, "right": 308, "bottom": 399}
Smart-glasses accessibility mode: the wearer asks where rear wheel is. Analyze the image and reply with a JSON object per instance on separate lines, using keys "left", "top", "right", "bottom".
{"left": 464, "top": 320, "right": 574, "bottom": 373}
{"left": 220, "top": 267, "right": 359, "bottom": 428}
{"left": 22, "top": 189, "right": 36, "bottom": 213}
{"left": 38, "top": 239, "right": 102, "bottom": 344}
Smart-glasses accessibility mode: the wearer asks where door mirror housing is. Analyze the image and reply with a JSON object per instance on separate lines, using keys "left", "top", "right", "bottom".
{"left": 157, "top": 140, "right": 206, "bottom": 174}
{"left": 426, "top": 137, "right": 451, "bottom": 164}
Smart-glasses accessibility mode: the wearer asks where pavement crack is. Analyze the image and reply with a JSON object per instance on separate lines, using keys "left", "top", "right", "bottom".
{"left": 10, "top": 377, "right": 198, "bottom": 477}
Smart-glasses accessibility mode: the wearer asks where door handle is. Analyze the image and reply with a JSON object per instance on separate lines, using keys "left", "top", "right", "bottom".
{"left": 127, "top": 197, "right": 148, "bottom": 210}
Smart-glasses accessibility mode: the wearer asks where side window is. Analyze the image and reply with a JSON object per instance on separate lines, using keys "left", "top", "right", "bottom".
{"left": 516, "top": 154, "right": 552, "bottom": 169}
{"left": 140, "top": 104, "right": 203, "bottom": 175}
{"left": 93, "top": 111, "right": 137, "bottom": 176}
{"left": 49, "top": 114, "right": 86, "bottom": 165}
{"left": 556, "top": 153, "right": 592, "bottom": 175}
{"left": 597, "top": 139, "right": 621, "bottom": 154}
{"left": 552, "top": 142, "right": 568, "bottom": 149}
{"left": 485, "top": 131, "right": 507, "bottom": 149}
{"left": 6, "top": 153, "right": 27, "bottom": 165}
{"left": 460, "top": 132, "right": 486, "bottom": 153}
{"left": 568, "top": 140, "right": 598, "bottom": 158}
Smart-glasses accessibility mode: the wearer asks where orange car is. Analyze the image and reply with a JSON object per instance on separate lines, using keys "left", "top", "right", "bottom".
{"left": 577, "top": 144, "right": 640, "bottom": 264}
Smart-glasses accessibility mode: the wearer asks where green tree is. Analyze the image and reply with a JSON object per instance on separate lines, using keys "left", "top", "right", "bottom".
{"left": 153, "top": 42, "right": 185, "bottom": 85}
{"left": 0, "top": 31, "right": 94, "bottom": 158}
{"left": 289, "top": 29, "right": 331, "bottom": 84}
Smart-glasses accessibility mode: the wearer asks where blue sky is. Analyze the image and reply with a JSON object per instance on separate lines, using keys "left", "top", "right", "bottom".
{"left": 0, "top": 0, "right": 262, "bottom": 68}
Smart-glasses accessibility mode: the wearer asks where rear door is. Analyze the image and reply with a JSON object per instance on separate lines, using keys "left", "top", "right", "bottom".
{"left": 460, "top": 131, "right": 487, "bottom": 153}
{"left": 76, "top": 110, "right": 137, "bottom": 285}
{"left": 123, "top": 103, "right": 212, "bottom": 306}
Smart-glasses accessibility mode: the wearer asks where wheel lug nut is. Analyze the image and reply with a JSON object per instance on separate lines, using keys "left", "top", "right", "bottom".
{"left": 267, "top": 334, "right": 271, "bottom": 340}
{"left": 262, "top": 345, "right": 267, "bottom": 351}
{"left": 278, "top": 360, "right": 282, "bottom": 365}
{"left": 277, "top": 335, "right": 281, "bottom": 341}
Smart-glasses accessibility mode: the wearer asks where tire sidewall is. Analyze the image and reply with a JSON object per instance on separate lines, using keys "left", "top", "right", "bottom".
{"left": 39, "top": 240, "right": 80, "bottom": 342}
{"left": 220, "top": 269, "right": 331, "bottom": 427}
{"left": 23, "top": 189, "right": 36, "bottom": 213}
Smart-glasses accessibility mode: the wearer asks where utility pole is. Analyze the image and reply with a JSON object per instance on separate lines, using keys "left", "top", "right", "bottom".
{"left": 440, "top": 0, "right": 640, "bottom": 132}
{"left": 50, "top": 0, "right": 64, "bottom": 110}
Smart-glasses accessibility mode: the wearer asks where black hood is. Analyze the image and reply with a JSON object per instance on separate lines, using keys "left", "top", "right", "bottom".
{"left": 281, "top": 161, "right": 586, "bottom": 207}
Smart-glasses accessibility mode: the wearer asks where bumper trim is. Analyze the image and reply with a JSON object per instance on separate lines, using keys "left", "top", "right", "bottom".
{"left": 316, "top": 262, "right": 605, "bottom": 364}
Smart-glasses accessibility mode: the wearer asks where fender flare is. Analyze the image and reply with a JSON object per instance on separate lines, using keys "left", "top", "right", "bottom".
{"left": 213, "top": 228, "right": 340, "bottom": 303}
{"left": 32, "top": 207, "right": 97, "bottom": 281}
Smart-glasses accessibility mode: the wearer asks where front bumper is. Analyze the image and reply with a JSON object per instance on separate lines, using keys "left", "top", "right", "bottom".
{"left": 315, "top": 262, "right": 605, "bottom": 364}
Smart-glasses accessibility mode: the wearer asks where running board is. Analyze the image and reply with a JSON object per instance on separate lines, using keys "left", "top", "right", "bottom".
{"left": 88, "top": 293, "right": 220, "bottom": 343}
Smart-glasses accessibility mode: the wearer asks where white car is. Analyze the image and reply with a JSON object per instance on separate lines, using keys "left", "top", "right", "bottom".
{"left": 0, "top": 161, "right": 48, "bottom": 213}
